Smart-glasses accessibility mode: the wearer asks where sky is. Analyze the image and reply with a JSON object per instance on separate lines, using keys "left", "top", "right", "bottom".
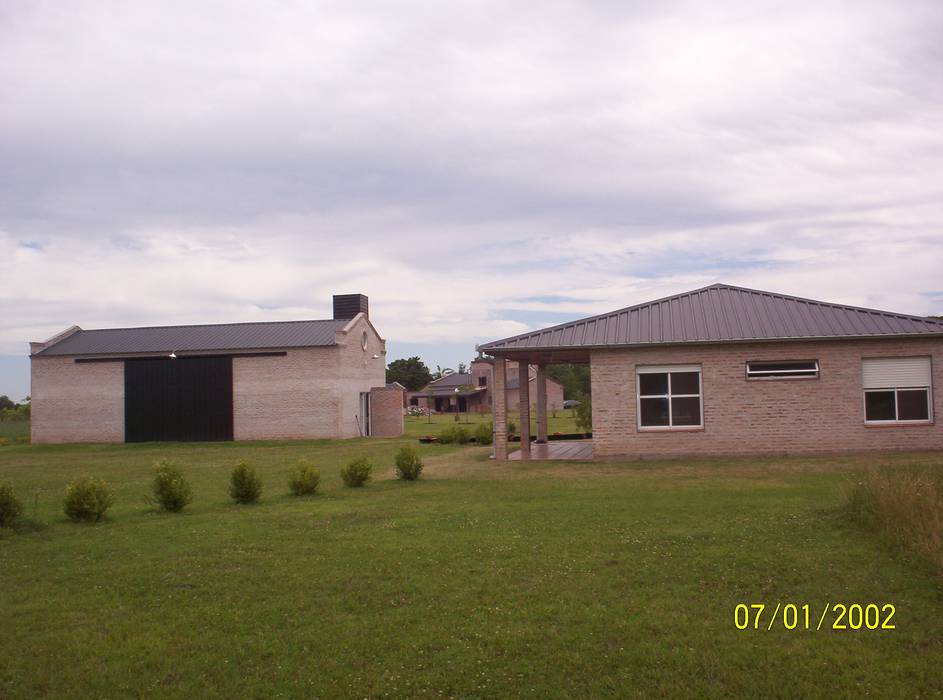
{"left": 2, "top": 0, "right": 943, "bottom": 400}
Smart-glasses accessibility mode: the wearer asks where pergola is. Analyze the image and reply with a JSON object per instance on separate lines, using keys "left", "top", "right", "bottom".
{"left": 483, "top": 348, "right": 590, "bottom": 461}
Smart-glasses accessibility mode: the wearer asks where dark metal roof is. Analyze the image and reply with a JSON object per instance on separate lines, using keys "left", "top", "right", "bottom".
{"left": 427, "top": 372, "right": 473, "bottom": 387}
{"left": 35, "top": 319, "right": 349, "bottom": 357}
{"left": 479, "top": 283, "right": 943, "bottom": 352}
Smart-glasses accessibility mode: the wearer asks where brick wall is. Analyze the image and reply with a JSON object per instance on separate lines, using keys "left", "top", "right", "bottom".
{"left": 31, "top": 357, "right": 124, "bottom": 443}
{"left": 369, "top": 386, "right": 404, "bottom": 437}
{"left": 590, "top": 337, "right": 943, "bottom": 458}
{"left": 233, "top": 347, "right": 341, "bottom": 440}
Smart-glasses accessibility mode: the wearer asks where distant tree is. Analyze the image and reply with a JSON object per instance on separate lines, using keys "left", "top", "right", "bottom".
{"left": 385, "top": 357, "right": 434, "bottom": 391}
{"left": 546, "top": 364, "right": 591, "bottom": 400}
{"left": 574, "top": 394, "right": 592, "bottom": 433}
{"left": 457, "top": 362, "right": 468, "bottom": 374}
{"left": 0, "top": 396, "right": 14, "bottom": 412}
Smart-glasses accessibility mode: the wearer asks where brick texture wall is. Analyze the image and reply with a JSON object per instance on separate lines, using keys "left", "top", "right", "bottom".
{"left": 590, "top": 337, "right": 943, "bottom": 458}
{"left": 31, "top": 357, "right": 124, "bottom": 443}
{"left": 369, "top": 386, "right": 404, "bottom": 437}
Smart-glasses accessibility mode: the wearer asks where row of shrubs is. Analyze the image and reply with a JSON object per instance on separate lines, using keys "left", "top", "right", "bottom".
{"left": 0, "top": 446, "right": 425, "bottom": 528}
{"left": 0, "top": 435, "right": 30, "bottom": 447}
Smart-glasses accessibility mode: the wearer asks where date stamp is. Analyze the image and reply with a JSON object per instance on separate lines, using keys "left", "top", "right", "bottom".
{"left": 734, "top": 603, "right": 896, "bottom": 631}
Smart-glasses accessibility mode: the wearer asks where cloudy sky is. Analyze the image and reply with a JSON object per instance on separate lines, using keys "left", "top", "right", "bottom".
{"left": 2, "top": 0, "right": 942, "bottom": 399}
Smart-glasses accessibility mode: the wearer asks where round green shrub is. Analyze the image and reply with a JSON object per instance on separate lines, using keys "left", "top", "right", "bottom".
{"left": 508, "top": 421, "right": 517, "bottom": 435}
{"left": 229, "top": 462, "right": 263, "bottom": 504}
{"left": 0, "top": 437, "right": 10, "bottom": 447}
{"left": 438, "top": 425, "right": 471, "bottom": 444}
{"left": 394, "top": 446, "right": 424, "bottom": 481}
{"left": 288, "top": 460, "right": 321, "bottom": 496}
{"left": 340, "top": 457, "right": 373, "bottom": 487}
{"left": 151, "top": 460, "right": 193, "bottom": 513}
{"left": 64, "top": 476, "right": 114, "bottom": 523}
{"left": 0, "top": 482, "right": 23, "bottom": 528}
{"left": 473, "top": 422, "right": 494, "bottom": 445}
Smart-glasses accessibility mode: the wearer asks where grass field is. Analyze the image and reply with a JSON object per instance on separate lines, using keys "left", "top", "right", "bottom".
{"left": 2, "top": 437, "right": 943, "bottom": 698}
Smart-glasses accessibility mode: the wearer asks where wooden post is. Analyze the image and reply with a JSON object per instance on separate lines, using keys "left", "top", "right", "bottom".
{"left": 518, "top": 362, "right": 531, "bottom": 459}
{"left": 536, "top": 364, "right": 548, "bottom": 443}
{"left": 493, "top": 358, "right": 508, "bottom": 460}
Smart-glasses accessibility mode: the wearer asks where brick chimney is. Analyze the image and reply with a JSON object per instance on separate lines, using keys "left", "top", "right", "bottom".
{"left": 333, "top": 294, "right": 369, "bottom": 320}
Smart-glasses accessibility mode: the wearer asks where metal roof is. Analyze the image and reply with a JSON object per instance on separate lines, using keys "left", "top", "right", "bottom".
{"left": 427, "top": 372, "right": 473, "bottom": 388}
{"left": 479, "top": 283, "right": 943, "bottom": 352}
{"left": 35, "top": 319, "right": 349, "bottom": 356}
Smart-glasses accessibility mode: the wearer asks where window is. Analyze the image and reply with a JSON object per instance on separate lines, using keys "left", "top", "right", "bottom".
{"left": 478, "top": 376, "right": 488, "bottom": 387}
{"left": 361, "top": 331, "right": 369, "bottom": 351}
{"left": 862, "top": 357, "right": 932, "bottom": 424}
{"left": 637, "top": 365, "right": 702, "bottom": 429}
{"left": 746, "top": 360, "right": 818, "bottom": 379}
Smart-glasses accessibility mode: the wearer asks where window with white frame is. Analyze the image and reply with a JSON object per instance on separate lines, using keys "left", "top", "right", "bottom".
{"left": 862, "top": 357, "right": 932, "bottom": 424}
{"left": 637, "top": 365, "right": 702, "bottom": 429}
{"left": 746, "top": 360, "right": 819, "bottom": 379}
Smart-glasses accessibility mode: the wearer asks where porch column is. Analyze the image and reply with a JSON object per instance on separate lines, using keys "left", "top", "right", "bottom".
{"left": 535, "top": 363, "right": 548, "bottom": 443}
{"left": 493, "top": 358, "right": 509, "bottom": 460}
{"left": 518, "top": 362, "right": 531, "bottom": 459}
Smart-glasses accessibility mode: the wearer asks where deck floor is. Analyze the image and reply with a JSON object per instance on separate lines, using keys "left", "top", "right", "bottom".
{"left": 509, "top": 440, "right": 594, "bottom": 461}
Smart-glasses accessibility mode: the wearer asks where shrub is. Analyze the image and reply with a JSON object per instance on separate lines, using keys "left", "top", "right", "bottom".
{"left": 150, "top": 460, "right": 193, "bottom": 513}
{"left": 288, "top": 460, "right": 321, "bottom": 496}
{"left": 574, "top": 394, "right": 593, "bottom": 433}
{"left": 474, "top": 422, "right": 494, "bottom": 445}
{"left": 438, "top": 425, "right": 471, "bottom": 444}
{"left": 14, "top": 435, "right": 30, "bottom": 444}
{"left": 341, "top": 457, "right": 373, "bottom": 487}
{"left": 64, "top": 476, "right": 114, "bottom": 523}
{"left": 508, "top": 421, "right": 517, "bottom": 435}
{"left": 0, "top": 437, "right": 9, "bottom": 447}
{"left": 844, "top": 464, "right": 943, "bottom": 573}
{"left": 394, "top": 446, "right": 424, "bottom": 481}
{"left": 0, "top": 482, "right": 23, "bottom": 528}
{"left": 229, "top": 462, "right": 263, "bottom": 504}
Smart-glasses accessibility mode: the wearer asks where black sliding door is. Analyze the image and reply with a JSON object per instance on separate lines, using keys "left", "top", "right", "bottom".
{"left": 125, "top": 357, "right": 233, "bottom": 442}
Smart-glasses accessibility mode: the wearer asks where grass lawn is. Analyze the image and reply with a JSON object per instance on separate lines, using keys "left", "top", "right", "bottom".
{"left": 2, "top": 438, "right": 942, "bottom": 698}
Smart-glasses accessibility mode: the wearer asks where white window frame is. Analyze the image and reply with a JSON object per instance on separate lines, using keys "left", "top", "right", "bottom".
{"left": 746, "top": 360, "right": 819, "bottom": 380}
{"left": 636, "top": 364, "right": 703, "bottom": 431}
{"left": 863, "top": 387, "right": 932, "bottom": 425}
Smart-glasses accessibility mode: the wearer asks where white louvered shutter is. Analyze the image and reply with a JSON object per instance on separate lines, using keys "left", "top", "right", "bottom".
{"left": 862, "top": 357, "right": 932, "bottom": 389}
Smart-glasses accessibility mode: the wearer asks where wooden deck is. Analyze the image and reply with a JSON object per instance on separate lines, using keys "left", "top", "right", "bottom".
{"left": 509, "top": 440, "right": 593, "bottom": 461}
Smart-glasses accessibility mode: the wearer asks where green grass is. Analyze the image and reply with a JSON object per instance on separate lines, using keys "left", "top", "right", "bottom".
{"left": 405, "top": 410, "right": 582, "bottom": 438}
{"left": 2, "top": 439, "right": 943, "bottom": 698}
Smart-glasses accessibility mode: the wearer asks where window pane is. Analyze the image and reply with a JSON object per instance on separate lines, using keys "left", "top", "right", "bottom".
{"left": 865, "top": 391, "right": 896, "bottom": 421}
{"left": 671, "top": 396, "right": 701, "bottom": 426}
{"left": 640, "top": 397, "right": 669, "bottom": 426}
{"left": 638, "top": 373, "right": 668, "bottom": 396}
{"left": 897, "top": 389, "right": 930, "bottom": 421}
{"left": 670, "top": 371, "right": 700, "bottom": 395}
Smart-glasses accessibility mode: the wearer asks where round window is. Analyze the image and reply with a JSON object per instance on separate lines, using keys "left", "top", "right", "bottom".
{"left": 361, "top": 330, "right": 368, "bottom": 351}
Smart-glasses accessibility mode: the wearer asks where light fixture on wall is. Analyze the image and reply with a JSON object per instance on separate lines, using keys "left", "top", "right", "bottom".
{"left": 372, "top": 354, "right": 380, "bottom": 359}
{"left": 169, "top": 352, "right": 177, "bottom": 359}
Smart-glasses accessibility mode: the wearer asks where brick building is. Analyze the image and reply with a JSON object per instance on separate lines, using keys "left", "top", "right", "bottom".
{"left": 30, "top": 294, "right": 403, "bottom": 443}
{"left": 478, "top": 284, "right": 943, "bottom": 460}
{"left": 407, "top": 361, "right": 564, "bottom": 413}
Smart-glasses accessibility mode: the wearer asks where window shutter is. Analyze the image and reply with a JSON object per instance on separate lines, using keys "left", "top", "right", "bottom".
{"left": 862, "top": 357, "right": 931, "bottom": 389}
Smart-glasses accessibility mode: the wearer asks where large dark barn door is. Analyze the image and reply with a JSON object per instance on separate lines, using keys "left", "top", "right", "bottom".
{"left": 125, "top": 357, "right": 233, "bottom": 442}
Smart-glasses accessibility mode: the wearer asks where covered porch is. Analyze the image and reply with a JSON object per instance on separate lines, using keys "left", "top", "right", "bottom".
{"left": 484, "top": 349, "right": 591, "bottom": 461}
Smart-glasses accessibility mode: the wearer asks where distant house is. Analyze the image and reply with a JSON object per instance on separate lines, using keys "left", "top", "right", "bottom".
{"left": 30, "top": 294, "right": 404, "bottom": 443}
{"left": 408, "top": 361, "right": 564, "bottom": 413}
{"left": 478, "top": 283, "right": 943, "bottom": 460}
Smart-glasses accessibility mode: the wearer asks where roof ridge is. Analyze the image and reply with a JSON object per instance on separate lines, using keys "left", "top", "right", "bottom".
{"left": 70, "top": 318, "right": 344, "bottom": 334}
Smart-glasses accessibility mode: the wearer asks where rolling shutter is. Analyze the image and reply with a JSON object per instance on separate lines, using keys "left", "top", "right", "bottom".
{"left": 862, "top": 357, "right": 932, "bottom": 389}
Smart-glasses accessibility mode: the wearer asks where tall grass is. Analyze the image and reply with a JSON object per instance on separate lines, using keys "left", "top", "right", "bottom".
{"left": 844, "top": 464, "right": 943, "bottom": 573}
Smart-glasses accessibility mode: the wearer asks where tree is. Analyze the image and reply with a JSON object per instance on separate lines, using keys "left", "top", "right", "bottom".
{"left": 385, "top": 357, "right": 434, "bottom": 391}
{"left": 0, "top": 396, "right": 14, "bottom": 412}
{"left": 546, "top": 364, "right": 591, "bottom": 400}
{"left": 574, "top": 394, "right": 592, "bottom": 433}
{"left": 457, "top": 362, "right": 468, "bottom": 374}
